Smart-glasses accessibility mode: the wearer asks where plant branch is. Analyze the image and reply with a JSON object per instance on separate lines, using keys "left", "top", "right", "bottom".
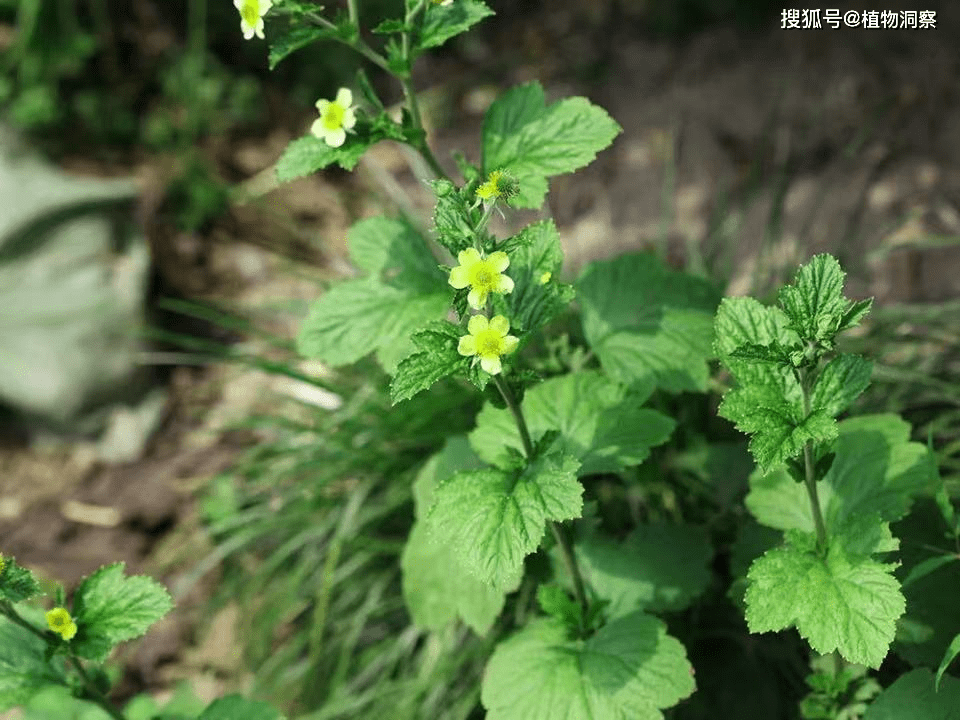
{"left": 69, "top": 656, "right": 127, "bottom": 720}
{"left": 305, "top": 12, "right": 392, "bottom": 73}
{"left": 492, "top": 376, "right": 589, "bottom": 631}
{"left": 800, "top": 367, "right": 828, "bottom": 554}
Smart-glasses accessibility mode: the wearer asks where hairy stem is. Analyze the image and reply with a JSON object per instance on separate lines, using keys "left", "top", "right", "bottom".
{"left": 493, "top": 376, "right": 589, "bottom": 629}
{"left": 800, "top": 367, "right": 828, "bottom": 553}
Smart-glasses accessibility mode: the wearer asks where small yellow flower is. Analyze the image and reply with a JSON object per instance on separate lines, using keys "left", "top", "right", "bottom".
{"left": 457, "top": 315, "right": 519, "bottom": 375}
{"left": 46, "top": 607, "right": 78, "bottom": 641}
{"left": 476, "top": 169, "right": 519, "bottom": 203}
{"left": 234, "top": 0, "right": 272, "bottom": 40}
{"left": 539, "top": 271, "right": 551, "bottom": 284}
{"left": 448, "top": 248, "right": 514, "bottom": 310}
{"left": 311, "top": 88, "right": 357, "bottom": 148}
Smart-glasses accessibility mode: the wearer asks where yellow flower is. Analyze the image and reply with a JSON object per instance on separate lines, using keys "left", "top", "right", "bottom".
{"left": 476, "top": 169, "right": 519, "bottom": 203}
{"left": 46, "top": 607, "right": 78, "bottom": 641}
{"left": 234, "top": 0, "right": 272, "bottom": 40}
{"left": 449, "top": 248, "right": 514, "bottom": 310}
{"left": 311, "top": 88, "right": 357, "bottom": 148}
{"left": 457, "top": 315, "right": 518, "bottom": 375}
{"left": 539, "top": 271, "right": 551, "bottom": 284}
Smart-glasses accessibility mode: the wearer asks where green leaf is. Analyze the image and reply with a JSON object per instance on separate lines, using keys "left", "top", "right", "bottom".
{"left": 425, "top": 453, "right": 583, "bottom": 590}
{"left": 0, "top": 607, "right": 68, "bottom": 710}
{"left": 576, "top": 523, "right": 713, "bottom": 618}
{"left": 837, "top": 297, "right": 873, "bottom": 334}
{"left": 821, "top": 414, "right": 938, "bottom": 528}
{"left": 268, "top": 12, "right": 356, "bottom": 69}
{"left": 470, "top": 371, "right": 674, "bottom": 477}
{"left": 536, "top": 584, "right": 582, "bottom": 630}
{"left": 390, "top": 322, "right": 465, "bottom": 404}
{"left": 412, "top": 435, "right": 485, "bottom": 518}
{"left": 778, "top": 254, "right": 866, "bottom": 345}
{"left": 810, "top": 354, "right": 872, "bottom": 417}
{"left": 69, "top": 563, "right": 173, "bottom": 662}
{"left": 492, "top": 220, "right": 574, "bottom": 334}
{"left": 864, "top": 668, "right": 960, "bottom": 720}
{"left": 297, "top": 278, "right": 449, "bottom": 373}
{"left": 577, "top": 253, "right": 720, "bottom": 392}
{"left": 745, "top": 529, "right": 904, "bottom": 668}
{"left": 275, "top": 135, "right": 368, "bottom": 179}
{"left": 0, "top": 555, "right": 42, "bottom": 603}
{"left": 936, "top": 634, "right": 960, "bottom": 691}
{"left": 197, "top": 694, "right": 283, "bottom": 720}
{"left": 481, "top": 612, "right": 695, "bottom": 720}
{"left": 402, "top": 519, "right": 510, "bottom": 635}
{"left": 714, "top": 296, "right": 800, "bottom": 382}
{"left": 347, "top": 216, "right": 442, "bottom": 291}
{"left": 430, "top": 179, "right": 481, "bottom": 257}
{"left": 901, "top": 554, "right": 959, "bottom": 590}
{"left": 20, "top": 686, "right": 113, "bottom": 719}
{"left": 371, "top": 18, "right": 408, "bottom": 34}
{"left": 481, "top": 82, "right": 622, "bottom": 209}
{"left": 416, "top": 0, "right": 494, "bottom": 52}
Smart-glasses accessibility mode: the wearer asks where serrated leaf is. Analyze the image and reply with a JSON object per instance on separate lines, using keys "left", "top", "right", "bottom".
{"left": 810, "top": 354, "right": 872, "bottom": 417}
{"left": 576, "top": 523, "right": 713, "bottom": 618}
{"left": 402, "top": 520, "right": 510, "bottom": 635}
{"left": 425, "top": 454, "right": 582, "bottom": 590}
{"left": 412, "top": 435, "right": 485, "bottom": 518}
{"left": 778, "top": 254, "right": 853, "bottom": 344}
{"left": 390, "top": 322, "right": 465, "bottom": 403}
{"left": 275, "top": 135, "right": 368, "bottom": 179}
{"left": 297, "top": 278, "right": 449, "bottom": 373}
{"left": 416, "top": 0, "right": 494, "bottom": 52}
{"left": 0, "top": 555, "right": 42, "bottom": 603}
{"left": 0, "top": 607, "right": 68, "bottom": 710}
{"left": 430, "top": 179, "right": 481, "bottom": 256}
{"left": 492, "top": 220, "right": 573, "bottom": 334}
{"left": 268, "top": 13, "right": 356, "bottom": 70}
{"left": 481, "top": 612, "right": 695, "bottom": 720}
{"left": 837, "top": 297, "right": 873, "bottom": 334}
{"left": 470, "top": 371, "right": 674, "bottom": 477}
{"left": 537, "top": 584, "right": 581, "bottom": 630}
{"left": 577, "top": 253, "right": 720, "bottom": 392}
{"left": 864, "top": 668, "right": 960, "bottom": 720}
{"left": 69, "top": 563, "right": 173, "bottom": 662}
{"left": 197, "top": 694, "right": 283, "bottom": 720}
{"left": 371, "top": 18, "right": 408, "bottom": 34}
{"left": 714, "top": 296, "right": 801, "bottom": 385}
{"left": 745, "top": 529, "right": 904, "bottom": 668}
{"left": 482, "top": 82, "right": 622, "bottom": 209}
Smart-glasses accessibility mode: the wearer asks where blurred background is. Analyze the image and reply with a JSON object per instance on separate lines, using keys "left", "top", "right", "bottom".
{"left": 0, "top": 0, "right": 958, "bottom": 718}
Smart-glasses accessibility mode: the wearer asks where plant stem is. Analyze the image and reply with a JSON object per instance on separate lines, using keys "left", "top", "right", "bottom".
{"left": 492, "top": 376, "right": 589, "bottom": 629}
{"left": 305, "top": 12, "right": 392, "bottom": 73}
{"left": 69, "top": 656, "right": 127, "bottom": 720}
{"left": 0, "top": 602, "right": 49, "bottom": 642}
{"left": 800, "top": 368, "right": 828, "bottom": 553}
{"left": 347, "top": 0, "right": 359, "bottom": 26}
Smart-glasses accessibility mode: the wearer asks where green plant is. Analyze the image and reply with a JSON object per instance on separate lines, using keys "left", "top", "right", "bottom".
{"left": 4, "top": 0, "right": 960, "bottom": 718}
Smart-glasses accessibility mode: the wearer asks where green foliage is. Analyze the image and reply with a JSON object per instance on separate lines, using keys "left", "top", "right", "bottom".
{"left": 469, "top": 371, "right": 674, "bottom": 477}
{"left": 415, "top": 0, "right": 494, "bottom": 54}
{"left": 745, "top": 528, "right": 904, "bottom": 668}
{"left": 0, "top": 556, "right": 43, "bottom": 603}
{"left": 577, "top": 253, "right": 721, "bottom": 392}
{"left": 864, "top": 668, "right": 960, "bottom": 720}
{"left": 425, "top": 452, "right": 583, "bottom": 591}
{"left": 481, "top": 612, "right": 695, "bottom": 719}
{"left": 297, "top": 217, "right": 449, "bottom": 372}
{"left": 481, "top": 82, "right": 622, "bottom": 209}
{"left": 575, "top": 523, "right": 713, "bottom": 619}
{"left": 0, "top": 607, "right": 67, "bottom": 711}
{"left": 69, "top": 563, "right": 173, "bottom": 663}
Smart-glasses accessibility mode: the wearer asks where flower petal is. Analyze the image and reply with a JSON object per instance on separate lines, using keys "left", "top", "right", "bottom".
{"left": 489, "top": 251, "right": 509, "bottom": 272}
{"left": 457, "top": 336, "right": 477, "bottom": 356}
{"left": 480, "top": 356, "right": 502, "bottom": 375}
{"left": 316, "top": 99, "right": 330, "bottom": 112}
{"left": 449, "top": 265, "right": 470, "bottom": 289}
{"left": 467, "top": 314, "right": 489, "bottom": 334}
{"left": 496, "top": 274, "right": 514, "bottom": 294}
{"left": 325, "top": 128, "right": 346, "bottom": 147}
{"left": 502, "top": 335, "right": 519, "bottom": 355}
{"left": 233, "top": 0, "right": 243, "bottom": 9}
{"left": 467, "top": 288, "right": 485, "bottom": 310}
{"left": 336, "top": 87, "right": 353, "bottom": 108}
{"left": 310, "top": 118, "right": 327, "bottom": 138}
{"left": 457, "top": 248, "right": 481, "bottom": 266}
{"left": 488, "top": 315, "right": 510, "bottom": 335}
{"left": 254, "top": 20, "right": 265, "bottom": 38}
{"left": 243, "top": 25, "right": 255, "bottom": 39}
{"left": 341, "top": 108, "right": 356, "bottom": 129}
{"left": 262, "top": 0, "right": 273, "bottom": 11}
